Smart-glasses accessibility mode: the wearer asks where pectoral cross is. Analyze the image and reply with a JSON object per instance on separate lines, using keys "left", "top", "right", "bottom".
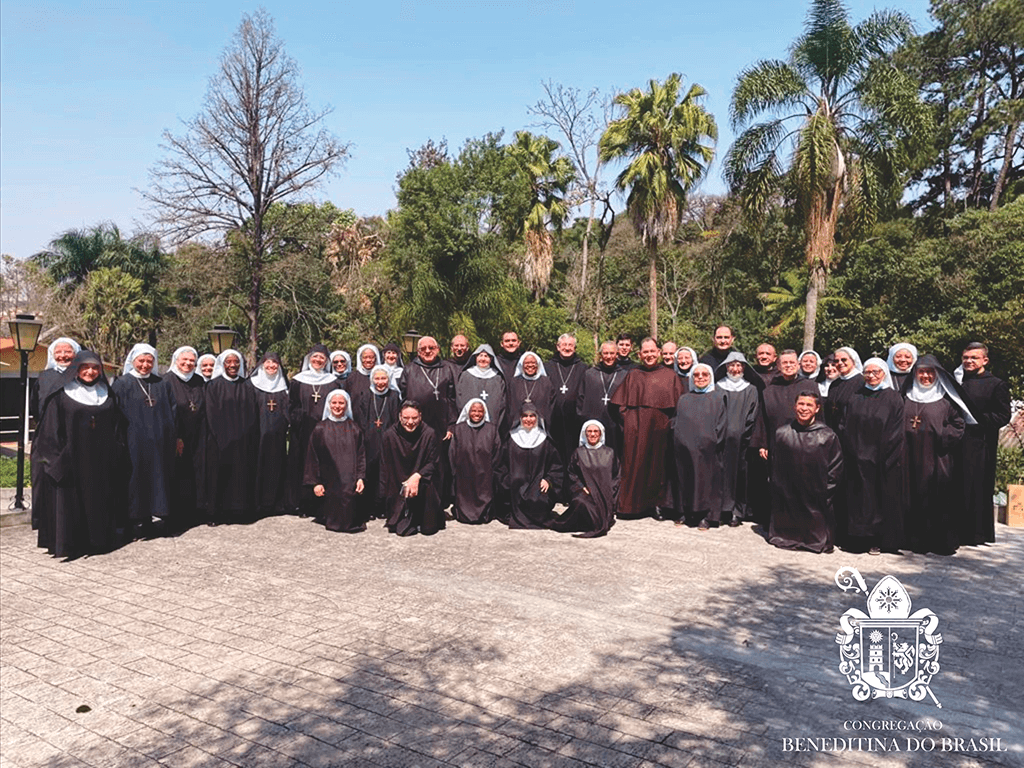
{"left": 559, "top": 384, "right": 568, "bottom": 394}
{"left": 479, "top": 390, "right": 489, "bottom": 401}
{"left": 375, "top": 418, "right": 383, "bottom": 428}
{"left": 267, "top": 399, "right": 277, "bottom": 412}
{"left": 311, "top": 390, "right": 321, "bottom": 403}
{"left": 144, "top": 393, "right": 155, "bottom": 407}
{"left": 910, "top": 415, "right": 921, "bottom": 430}
{"left": 601, "top": 394, "right": 610, "bottom": 405}
{"left": 433, "top": 388, "right": 439, "bottom": 400}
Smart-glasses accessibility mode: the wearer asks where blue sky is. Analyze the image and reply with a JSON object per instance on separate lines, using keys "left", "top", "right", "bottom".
{"left": 1, "top": 0, "right": 933, "bottom": 260}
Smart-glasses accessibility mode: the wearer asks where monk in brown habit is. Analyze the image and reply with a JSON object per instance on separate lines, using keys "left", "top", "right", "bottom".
{"left": 609, "top": 337, "right": 685, "bottom": 518}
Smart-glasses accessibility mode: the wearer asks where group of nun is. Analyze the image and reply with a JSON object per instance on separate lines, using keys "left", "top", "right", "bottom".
{"left": 28, "top": 331, "right": 1008, "bottom": 559}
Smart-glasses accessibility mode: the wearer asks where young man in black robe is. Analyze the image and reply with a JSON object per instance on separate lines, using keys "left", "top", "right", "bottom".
{"left": 576, "top": 341, "right": 626, "bottom": 457}
{"left": 34, "top": 350, "right": 121, "bottom": 558}
{"left": 768, "top": 393, "right": 843, "bottom": 553}
{"left": 958, "top": 342, "right": 1011, "bottom": 545}
{"left": 494, "top": 330, "right": 523, "bottom": 382}
{"left": 380, "top": 401, "right": 443, "bottom": 536}
{"left": 449, "top": 399, "right": 502, "bottom": 524}
{"left": 699, "top": 325, "right": 738, "bottom": 369}
{"left": 615, "top": 333, "right": 635, "bottom": 370}
{"left": 167, "top": 346, "right": 207, "bottom": 528}
{"left": 249, "top": 352, "right": 290, "bottom": 517}
{"left": 205, "top": 350, "right": 258, "bottom": 522}
{"left": 610, "top": 338, "right": 684, "bottom": 519}
{"left": 112, "top": 343, "right": 176, "bottom": 537}
{"left": 305, "top": 390, "right": 366, "bottom": 533}
{"left": 547, "top": 334, "right": 587, "bottom": 502}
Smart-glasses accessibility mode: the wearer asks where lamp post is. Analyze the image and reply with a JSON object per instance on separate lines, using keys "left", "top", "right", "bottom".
{"left": 401, "top": 330, "right": 421, "bottom": 358}
{"left": 7, "top": 313, "right": 42, "bottom": 510}
{"left": 208, "top": 325, "right": 237, "bottom": 356}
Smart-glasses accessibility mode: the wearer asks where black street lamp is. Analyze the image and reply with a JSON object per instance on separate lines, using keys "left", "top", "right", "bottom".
{"left": 208, "top": 325, "right": 237, "bottom": 356}
{"left": 401, "top": 330, "right": 421, "bottom": 358}
{"left": 7, "top": 313, "right": 43, "bottom": 511}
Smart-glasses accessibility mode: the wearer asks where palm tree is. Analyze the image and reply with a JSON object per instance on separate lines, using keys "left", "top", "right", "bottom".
{"left": 506, "top": 131, "right": 576, "bottom": 299}
{"left": 758, "top": 268, "right": 858, "bottom": 337}
{"left": 725, "top": 0, "right": 929, "bottom": 349}
{"left": 599, "top": 74, "right": 717, "bottom": 337}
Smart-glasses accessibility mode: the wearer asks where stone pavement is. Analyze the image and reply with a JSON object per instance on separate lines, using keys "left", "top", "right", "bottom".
{"left": 1, "top": 513, "right": 1021, "bottom": 768}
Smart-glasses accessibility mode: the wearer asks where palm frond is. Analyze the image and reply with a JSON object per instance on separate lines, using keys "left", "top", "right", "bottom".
{"left": 730, "top": 60, "right": 809, "bottom": 128}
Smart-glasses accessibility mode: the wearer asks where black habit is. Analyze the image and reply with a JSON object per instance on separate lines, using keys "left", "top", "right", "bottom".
{"left": 498, "top": 434, "right": 563, "bottom": 529}
{"left": 166, "top": 372, "right": 207, "bottom": 523}
{"left": 379, "top": 422, "right": 444, "bottom": 536}
{"left": 552, "top": 444, "right": 619, "bottom": 538}
{"left": 305, "top": 418, "right": 367, "bottom": 532}
{"left": 204, "top": 376, "right": 258, "bottom": 518}
{"left": 449, "top": 419, "right": 502, "bottom": 524}
{"left": 903, "top": 397, "right": 964, "bottom": 555}
{"left": 350, "top": 384, "right": 400, "bottom": 521}
{"left": 673, "top": 388, "right": 727, "bottom": 521}
{"left": 251, "top": 382, "right": 290, "bottom": 515}
{"left": 287, "top": 377, "right": 342, "bottom": 513}
{"left": 959, "top": 370, "right": 1010, "bottom": 545}
{"left": 768, "top": 419, "right": 844, "bottom": 553}
{"left": 576, "top": 363, "right": 627, "bottom": 456}
{"left": 547, "top": 353, "right": 587, "bottom": 500}
{"left": 456, "top": 372, "right": 508, "bottom": 434}
{"left": 30, "top": 367, "right": 67, "bottom": 530}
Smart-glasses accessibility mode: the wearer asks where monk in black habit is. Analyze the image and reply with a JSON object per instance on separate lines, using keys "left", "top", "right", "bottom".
{"left": 837, "top": 357, "right": 905, "bottom": 554}
{"left": 903, "top": 355, "right": 971, "bottom": 555}
{"left": 768, "top": 392, "right": 843, "bottom": 553}
{"left": 204, "top": 350, "right": 258, "bottom": 521}
{"left": 166, "top": 346, "right": 207, "bottom": 527}
{"left": 30, "top": 336, "right": 80, "bottom": 530}
{"left": 34, "top": 350, "right": 121, "bottom": 558}
{"left": 547, "top": 334, "right": 587, "bottom": 502}
{"left": 287, "top": 344, "right": 342, "bottom": 515}
{"left": 609, "top": 338, "right": 684, "bottom": 518}
{"left": 673, "top": 363, "right": 727, "bottom": 528}
{"left": 714, "top": 352, "right": 764, "bottom": 526}
{"left": 112, "top": 343, "right": 176, "bottom": 535}
{"left": 499, "top": 407, "right": 562, "bottom": 529}
{"left": 494, "top": 331, "right": 523, "bottom": 383}
{"left": 400, "top": 336, "right": 457, "bottom": 505}
{"left": 350, "top": 365, "right": 399, "bottom": 521}
{"left": 449, "top": 399, "right": 502, "bottom": 524}
{"left": 249, "top": 352, "right": 290, "bottom": 516}
{"left": 305, "top": 390, "right": 366, "bottom": 533}
{"left": 551, "top": 420, "right": 619, "bottom": 539}
{"left": 957, "top": 342, "right": 1010, "bottom": 545}
{"left": 380, "top": 401, "right": 444, "bottom": 536}
{"left": 576, "top": 341, "right": 626, "bottom": 457}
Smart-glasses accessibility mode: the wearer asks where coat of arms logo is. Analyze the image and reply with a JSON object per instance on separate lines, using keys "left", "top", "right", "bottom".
{"left": 834, "top": 567, "right": 942, "bottom": 708}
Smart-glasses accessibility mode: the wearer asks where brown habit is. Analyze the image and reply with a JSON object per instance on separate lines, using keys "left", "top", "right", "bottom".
{"left": 609, "top": 364, "right": 684, "bottom": 516}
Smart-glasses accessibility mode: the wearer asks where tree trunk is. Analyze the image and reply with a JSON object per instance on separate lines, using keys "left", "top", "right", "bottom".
{"left": 802, "top": 182, "right": 841, "bottom": 350}
{"left": 648, "top": 240, "right": 658, "bottom": 338}
{"left": 574, "top": 194, "right": 598, "bottom": 323}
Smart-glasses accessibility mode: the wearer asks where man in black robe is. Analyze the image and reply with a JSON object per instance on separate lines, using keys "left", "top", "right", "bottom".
{"left": 752, "top": 350, "right": 817, "bottom": 525}
{"left": 752, "top": 343, "right": 778, "bottom": 385}
{"left": 547, "top": 333, "right": 587, "bottom": 501}
{"left": 699, "top": 325, "right": 738, "bottom": 369}
{"left": 958, "top": 342, "right": 1011, "bottom": 545}
{"left": 577, "top": 341, "right": 626, "bottom": 457}
{"left": 380, "top": 401, "right": 443, "bottom": 535}
{"left": 205, "top": 350, "right": 258, "bottom": 522}
{"left": 400, "top": 336, "right": 456, "bottom": 506}
{"left": 494, "top": 330, "right": 522, "bottom": 382}
{"left": 444, "top": 334, "right": 472, "bottom": 379}
{"left": 610, "top": 338, "right": 684, "bottom": 518}
{"left": 768, "top": 393, "right": 843, "bottom": 553}
{"left": 615, "top": 333, "right": 635, "bottom": 370}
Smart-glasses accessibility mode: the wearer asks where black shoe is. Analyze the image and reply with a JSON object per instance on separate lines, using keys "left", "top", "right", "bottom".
{"left": 728, "top": 517, "right": 742, "bottom": 528}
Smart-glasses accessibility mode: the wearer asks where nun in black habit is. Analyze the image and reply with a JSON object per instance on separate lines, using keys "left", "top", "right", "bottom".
{"left": 714, "top": 352, "right": 765, "bottom": 526}
{"left": 887, "top": 342, "right": 919, "bottom": 393}
{"left": 34, "top": 350, "right": 121, "bottom": 558}
{"left": 287, "top": 344, "right": 342, "bottom": 514}
{"left": 380, "top": 342, "right": 404, "bottom": 391}
{"left": 455, "top": 344, "right": 508, "bottom": 432}
{"left": 826, "top": 347, "right": 864, "bottom": 430}
{"left": 348, "top": 344, "right": 381, "bottom": 394}
{"left": 112, "top": 343, "right": 176, "bottom": 534}
{"left": 902, "top": 355, "right": 972, "bottom": 555}
{"left": 509, "top": 352, "right": 555, "bottom": 428}
{"left": 379, "top": 401, "right": 444, "bottom": 536}
{"left": 204, "top": 349, "right": 258, "bottom": 521}
{"left": 551, "top": 420, "right": 619, "bottom": 539}
{"left": 350, "top": 365, "right": 400, "bottom": 521}
{"left": 166, "top": 346, "right": 207, "bottom": 527}
{"left": 837, "top": 357, "right": 905, "bottom": 554}
{"left": 305, "top": 389, "right": 367, "bottom": 533}
{"left": 672, "top": 363, "right": 727, "bottom": 529}
{"left": 198, "top": 354, "right": 216, "bottom": 382}
{"left": 498, "top": 407, "right": 563, "bottom": 530}
{"left": 30, "top": 336, "right": 81, "bottom": 530}
{"left": 249, "top": 352, "right": 290, "bottom": 516}
{"left": 449, "top": 398, "right": 502, "bottom": 524}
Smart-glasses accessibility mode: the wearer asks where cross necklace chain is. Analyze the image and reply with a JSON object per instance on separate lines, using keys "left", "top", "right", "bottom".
{"left": 522, "top": 378, "right": 539, "bottom": 404}
{"left": 600, "top": 371, "right": 618, "bottom": 406}
{"left": 136, "top": 377, "right": 155, "bottom": 407}
{"left": 372, "top": 392, "right": 387, "bottom": 428}
{"left": 555, "top": 363, "right": 573, "bottom": 395}
{"left": 421, "top": 366, "right": 441, "bottom": 400}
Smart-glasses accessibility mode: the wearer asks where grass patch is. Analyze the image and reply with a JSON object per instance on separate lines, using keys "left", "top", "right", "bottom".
{"left": 0, "top": 455, "right": 30, "bottom": 488}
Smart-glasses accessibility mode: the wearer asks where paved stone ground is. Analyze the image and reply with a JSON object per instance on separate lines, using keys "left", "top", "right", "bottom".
{"left": 1, "top": 511, "right": 1021, "bottom": 768}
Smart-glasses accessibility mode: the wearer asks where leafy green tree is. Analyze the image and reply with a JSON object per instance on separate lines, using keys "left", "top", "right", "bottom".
{"left": 725, "top": 0, "right": 929, "bottom": 349}
{"left": 505, "top": 131, "right": 576, "bottom": 299}
{"left": 79, "top": 268, "right": 147, "bottom": 365}
{"left": 599, "top": 73, "right": 718, "bottom": 337}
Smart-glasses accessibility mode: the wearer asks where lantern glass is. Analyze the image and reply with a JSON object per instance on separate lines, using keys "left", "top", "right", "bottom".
{"left": 208, "top": 325, "right": 237, "bottom": 355}
{"left": 8, "top": 314, "right": 43, "bottom": 353}
{"left": 401, "top": 330, "right": 421, "bottom": 357}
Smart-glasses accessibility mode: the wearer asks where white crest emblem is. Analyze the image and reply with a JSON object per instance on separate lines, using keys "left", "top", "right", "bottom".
{"left": 834, "top": 567, "right": 942, "bottom": 708}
